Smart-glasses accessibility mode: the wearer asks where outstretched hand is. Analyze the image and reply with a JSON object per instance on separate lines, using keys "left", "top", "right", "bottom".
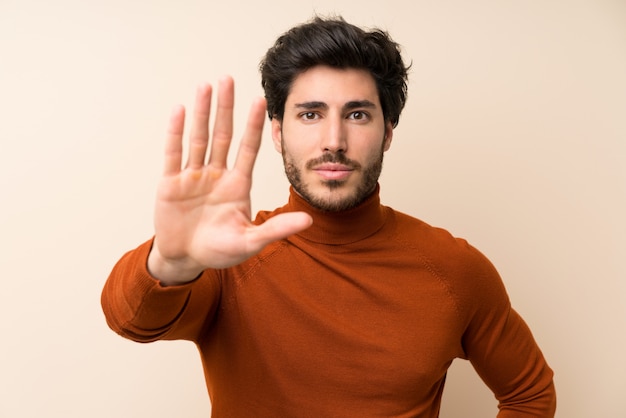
{"left": 147, "top": 77, "right": 312, "bottom": 285}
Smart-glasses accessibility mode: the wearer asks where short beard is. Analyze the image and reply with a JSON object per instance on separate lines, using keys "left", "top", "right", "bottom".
{"left": 282, "top": 144, "right": 385, "bottom": 212}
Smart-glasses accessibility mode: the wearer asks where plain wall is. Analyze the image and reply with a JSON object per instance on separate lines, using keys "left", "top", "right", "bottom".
{"left": 1, "top": 0, "right": 624, "bottom": 416}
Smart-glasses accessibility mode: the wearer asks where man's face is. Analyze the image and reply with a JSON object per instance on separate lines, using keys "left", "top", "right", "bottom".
{"left": 272, "top": 66, "right": 393, "bottom": 212}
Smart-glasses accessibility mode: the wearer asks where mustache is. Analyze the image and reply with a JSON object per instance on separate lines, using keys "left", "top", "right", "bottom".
{"left": 305, "top": 152, "right": 361, "bottom": 170}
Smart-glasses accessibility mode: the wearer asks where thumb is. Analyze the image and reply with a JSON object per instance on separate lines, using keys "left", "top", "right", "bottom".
{"left": 247, "top": 211, "right": 313, "bottom": 250}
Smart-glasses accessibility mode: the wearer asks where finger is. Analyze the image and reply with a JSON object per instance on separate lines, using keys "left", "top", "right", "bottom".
{"left": 186, "top": 83, "right": 213, "bottom": 169}
{"left": 248, "top": 212, "right": 313, "bottom": 251}
{"left": 233, "top": 97, "right": 267, "bottom": 178}
{"left": 163, "top": 105, "right": 186, "bottom": 176}
{"left": 207, "top": 76, "right": 235, "bottom": 169}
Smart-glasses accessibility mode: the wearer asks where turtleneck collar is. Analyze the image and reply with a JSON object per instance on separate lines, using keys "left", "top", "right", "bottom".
{"left": 282, "top": 184, "right": 388, "bottom": 245}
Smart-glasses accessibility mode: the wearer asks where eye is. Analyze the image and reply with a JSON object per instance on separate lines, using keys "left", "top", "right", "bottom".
{"left": 348, "top": 111, "right": 370, "bottom": 121}
{"left": 299, "top": 111, "right": 319, "bottom": 121}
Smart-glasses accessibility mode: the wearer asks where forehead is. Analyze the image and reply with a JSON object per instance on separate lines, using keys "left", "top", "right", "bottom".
{"left": 286, "top": 66, "right": 381, "bottom": 107}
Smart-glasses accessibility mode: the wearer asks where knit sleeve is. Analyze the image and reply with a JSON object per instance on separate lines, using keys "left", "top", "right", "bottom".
{"left": 457, "top": 244, "right": 556, "bottom": 417}
{"left": 101, "top": 239, "right": 221, "bottom": 343}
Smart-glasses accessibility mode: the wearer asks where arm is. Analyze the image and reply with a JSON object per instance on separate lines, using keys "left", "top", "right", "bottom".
{"left": 460, "top": 249, "right": 556, "bottom": 417}
{"left": 101, "top": 78, "right": 312, "bottom": 342}
{"left": 101, "top": 239, "right": 219, "bottom": 342}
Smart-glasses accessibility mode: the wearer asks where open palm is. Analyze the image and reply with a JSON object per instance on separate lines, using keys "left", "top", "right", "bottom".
{"left": 148, "top": 77, "right": 311, "bottom": 285}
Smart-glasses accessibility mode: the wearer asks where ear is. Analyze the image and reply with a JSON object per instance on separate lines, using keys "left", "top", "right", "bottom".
{"left": 271, "top": 118, "right": 283, "bottom": 153}
{"left": 383, "top": 121, "right": 393, "bottom": 152}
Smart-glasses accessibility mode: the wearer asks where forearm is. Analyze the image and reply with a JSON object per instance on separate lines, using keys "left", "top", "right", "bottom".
{"left": 496, "top": 370, "right": 556, "bottom": 417}
{"left": 469, "top": 309, "right": 556, "bottom": 417}
{"left": 101, "top": 239, "right": 213, "bottom": 343}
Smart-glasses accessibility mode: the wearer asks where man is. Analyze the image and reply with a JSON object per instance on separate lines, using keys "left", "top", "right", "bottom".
{"left": 102, "top": 16, "right": 556, "bottom": 417}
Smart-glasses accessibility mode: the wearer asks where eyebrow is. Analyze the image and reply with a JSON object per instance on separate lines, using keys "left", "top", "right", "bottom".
{"left": 294, "top": 101, "right": 327, "bottom": 110}
{"left": 343, "top": 100, "right": 377, "bottom": 112}
{"left": 294, "top": 100, "right": 378, "bottom": 112}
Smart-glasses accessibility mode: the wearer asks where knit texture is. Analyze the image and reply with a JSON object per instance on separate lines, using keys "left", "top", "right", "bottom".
{"left": 102, "top": 186, "right": 556, "bottom": 417}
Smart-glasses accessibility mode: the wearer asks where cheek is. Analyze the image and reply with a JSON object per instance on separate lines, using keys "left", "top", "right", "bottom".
{"left": 281, "top": 128, "right": 317, "bottom": 158}
{"left": 281, "top": 145, "right": 307, "bottom": 166}
{"left": 357, "top": 135, "right": 388, "bottom": 160}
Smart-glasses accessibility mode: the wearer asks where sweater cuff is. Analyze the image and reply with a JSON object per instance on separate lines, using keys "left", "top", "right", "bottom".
{"left": 103, "top": 239, "right": 196, "bottom": 339}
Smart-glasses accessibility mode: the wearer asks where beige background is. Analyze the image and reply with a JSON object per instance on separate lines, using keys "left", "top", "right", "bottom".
{"left": 1, "top": 0, "right": 624, "bottom": 417}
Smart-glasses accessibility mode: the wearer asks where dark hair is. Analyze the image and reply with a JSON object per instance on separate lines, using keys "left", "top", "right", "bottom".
{"left": 260, "top": 16, "right": 410, "bottom": 127}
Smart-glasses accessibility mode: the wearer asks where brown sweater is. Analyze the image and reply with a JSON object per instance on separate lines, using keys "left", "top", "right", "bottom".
{"left": 102, "top": 187, "right": 556, "bottom": 417}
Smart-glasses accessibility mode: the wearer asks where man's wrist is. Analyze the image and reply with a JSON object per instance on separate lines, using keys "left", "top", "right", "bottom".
{"left": 146, "top": 247, "right": 203, "bottom": 286}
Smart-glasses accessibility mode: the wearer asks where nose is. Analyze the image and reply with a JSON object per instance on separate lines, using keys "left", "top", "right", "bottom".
{"left": 321, "top": 115, "right": 347, "bottom": 153}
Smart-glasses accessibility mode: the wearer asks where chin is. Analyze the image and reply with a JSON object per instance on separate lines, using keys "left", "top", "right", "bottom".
{"left": 302, "top": 183, "right": 368, "bottom": 212}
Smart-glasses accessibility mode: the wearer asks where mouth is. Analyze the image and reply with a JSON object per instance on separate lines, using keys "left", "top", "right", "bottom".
{"left": 312, "top": 163, "right": 354, "bottom": 181}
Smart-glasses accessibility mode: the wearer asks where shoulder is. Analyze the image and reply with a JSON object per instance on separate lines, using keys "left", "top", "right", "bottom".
{"left": 386, "top": 207, "right": 507, "bottom": 299}
{"left": 385, "top": 207, "right": 475, "bottom": 258}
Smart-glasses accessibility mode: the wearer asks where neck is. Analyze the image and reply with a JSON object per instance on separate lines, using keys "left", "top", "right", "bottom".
{"left": 285, "top": 184, "right": 387, "bottom": 245}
